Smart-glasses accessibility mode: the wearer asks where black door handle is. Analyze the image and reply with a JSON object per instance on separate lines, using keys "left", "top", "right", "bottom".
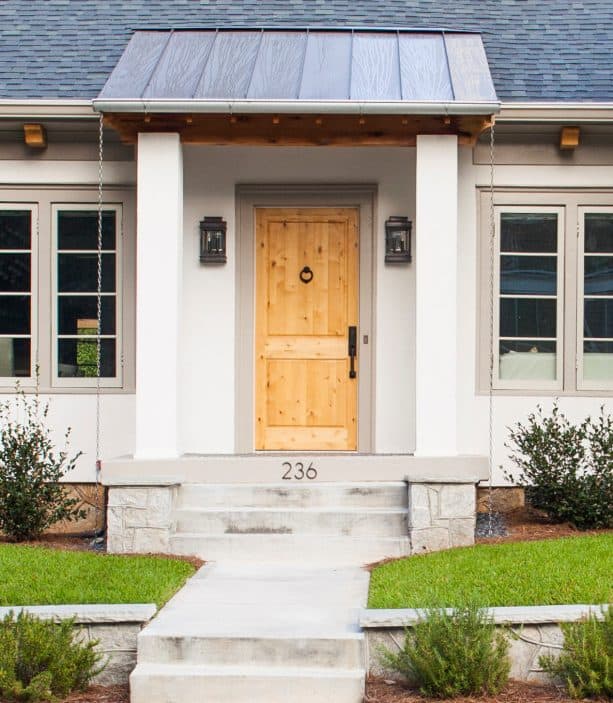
{"left": 348, "top": 326, "right": 357, "bottom": 379}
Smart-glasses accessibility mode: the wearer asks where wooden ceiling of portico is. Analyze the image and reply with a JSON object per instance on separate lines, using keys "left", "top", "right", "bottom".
{"left": 103, "top": 112, "right": 492, "bottom": 146}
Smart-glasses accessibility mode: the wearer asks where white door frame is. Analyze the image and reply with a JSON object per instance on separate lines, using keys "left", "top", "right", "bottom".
{"left": 235, "top": 184, "right": 377, "bottom": 453}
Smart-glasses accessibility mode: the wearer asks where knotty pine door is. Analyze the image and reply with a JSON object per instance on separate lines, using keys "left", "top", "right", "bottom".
{"left": 255, "top": 208, "right": 359, "bottom": 450}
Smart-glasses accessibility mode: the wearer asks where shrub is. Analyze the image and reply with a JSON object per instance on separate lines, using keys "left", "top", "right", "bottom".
{"left": 0, "top": 610, "right": 104, "bottom": 702}
{"left": 0, "top": 383, "right": 85, "bottom": 541}
{"left": 540, "top": 608, "right": 612, "bottom": 699}
{"left": 504, "top": 404, "right": 613, "bottom": 529}
{"left": 378, "top": 606, "right": 510, "bottom": 698}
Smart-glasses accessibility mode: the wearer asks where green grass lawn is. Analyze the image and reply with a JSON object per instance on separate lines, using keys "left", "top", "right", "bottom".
{"left": 368, "top": 534, "right": 613, "bottom": 609}
{"left": 0, "top": 545, "right": 196, "bottom": 608}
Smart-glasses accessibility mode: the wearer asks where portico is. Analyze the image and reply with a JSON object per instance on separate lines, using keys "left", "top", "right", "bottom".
{"left": 94, "top": 28, "right": 497, "bottom": 472}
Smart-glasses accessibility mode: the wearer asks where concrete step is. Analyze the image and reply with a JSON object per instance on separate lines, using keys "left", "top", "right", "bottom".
{"left": 177, "top": 481, "right": 408, "bottom": 510}
{"left": 173, "top": 506, "right": 408, "bottom": 537}
{"left": 130, "top": 663, "right": 365, "bottom": 703}
{"left": 137, "top": 632, "right": 364, "bottom": 668}
{"left": 169, "top": 533, "right": 411, "bottom": 565}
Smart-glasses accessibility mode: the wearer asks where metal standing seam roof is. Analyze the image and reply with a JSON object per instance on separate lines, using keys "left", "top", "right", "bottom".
{"left": 95, "top": 29, "right": 498, "bottom": 111}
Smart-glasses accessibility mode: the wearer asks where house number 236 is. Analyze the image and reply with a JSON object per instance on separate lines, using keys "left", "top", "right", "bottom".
{"left": 281, "top": 461, "right": 318, "bottom": 480}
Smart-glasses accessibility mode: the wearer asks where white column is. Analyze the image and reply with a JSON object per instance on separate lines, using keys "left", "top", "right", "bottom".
{"left": 414, "top": 135, "right": 458, "bottom": 455}
{"left": 135, "top": 133, "right": 183, "bottom": 458}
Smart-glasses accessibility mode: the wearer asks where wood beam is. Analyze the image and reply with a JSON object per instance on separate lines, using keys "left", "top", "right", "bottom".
{"left": 104, "top": 113, "right": 493, "bottom": 147}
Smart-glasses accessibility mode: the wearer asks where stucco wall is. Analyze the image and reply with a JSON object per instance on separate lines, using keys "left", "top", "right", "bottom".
{"left": 0, "top": 394, "right": 136, "bottom": 483}
{"left": 180, "top": 145, "right": 416, "bottom": 456}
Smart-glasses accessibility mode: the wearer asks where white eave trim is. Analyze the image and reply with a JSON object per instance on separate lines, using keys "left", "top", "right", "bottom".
{"left": 92, "top": 98, "right": 501, "bottom": 116}
{"left": 0, "top": 99, "right": 96, "bottom": 119}
{"left": 498, "top": 102, "right": 613, "bottom": 123}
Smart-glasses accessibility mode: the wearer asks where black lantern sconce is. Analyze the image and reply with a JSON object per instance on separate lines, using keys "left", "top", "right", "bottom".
{"left": 385, "top": 216, "right": 412, "bottom": 263}
{"left": 199, "top": 216, "right": 227, "bottom": 264}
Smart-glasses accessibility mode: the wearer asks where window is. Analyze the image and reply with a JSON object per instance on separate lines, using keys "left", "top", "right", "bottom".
{"left": 53, "top": 205, "right": 121, "bottom": 387}
{"left": 480, "top": 191, "right": 613, "bottom": 394}
{"left": 495, "top": 207, "right": 564, "bottom": 390}
{"left": 0, "top": 189, "right": 133, "bottom": 392}
{"left": 0, "top": 206, "right": 35, "bottom": 379}
{"left": 578, "top": 208, "right": 613, "bottom": 390}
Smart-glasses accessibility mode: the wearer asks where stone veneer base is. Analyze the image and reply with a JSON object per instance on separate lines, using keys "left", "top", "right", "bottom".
{"left": 105, "top": 480, "right": 478, "bottom": 557}
{"left": 361, "top": 604, "right": 609, "bottom": 684}
{"left": 406, "top": 480, "right": 476, "bottom": 553}
{"left": 0, "top": 604, "right": 156, "bottom": 685}
{"left": 106, "top": 484, "right": 178, "bottom": 554}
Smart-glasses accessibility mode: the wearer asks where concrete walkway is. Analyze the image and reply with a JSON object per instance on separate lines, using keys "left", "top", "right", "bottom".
{"left": 130, "top": 561, "right": 370, "bottom": 703}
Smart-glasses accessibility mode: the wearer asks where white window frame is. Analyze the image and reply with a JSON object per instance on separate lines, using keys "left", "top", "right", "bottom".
{"left": 577, "top": 205, "right": 613, "bottom": 391}
{"left": 0, "top": 203, "right": 37, "bottom": 384}
{"left": 51, "top": 202, "right": 123, "bottom": 389}
{"left": 493, "top": 205, "right": 565, "bottom": 392}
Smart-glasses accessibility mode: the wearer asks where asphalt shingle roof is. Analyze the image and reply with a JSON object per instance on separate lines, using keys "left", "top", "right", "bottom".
{"left": 0, "top": 0, "right": 611, "bottom": 102}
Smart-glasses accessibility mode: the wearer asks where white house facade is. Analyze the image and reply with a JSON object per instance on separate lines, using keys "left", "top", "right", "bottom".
{"left": 0, "top": 2, "right": 612, "bottom": 556}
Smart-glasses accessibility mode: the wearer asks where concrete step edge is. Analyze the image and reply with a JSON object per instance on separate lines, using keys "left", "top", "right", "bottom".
{"left": 138, "top": 631, "right": 364, "bottom": 642}
{"left": 174, "top": 507, "right": 408, "bottom": 514}
{"left": 131, "top": 663, "right": 366, "bottom": 678}
{"left": 172, "top": 533, "right": 410, "bottom": 542}
{"left": 179, "top": 482, "right": 407, "bottom": 489}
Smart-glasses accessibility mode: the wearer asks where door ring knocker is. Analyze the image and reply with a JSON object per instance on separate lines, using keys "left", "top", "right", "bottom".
{"left": 299, "top": 266, "right": 314, "bottom": 284}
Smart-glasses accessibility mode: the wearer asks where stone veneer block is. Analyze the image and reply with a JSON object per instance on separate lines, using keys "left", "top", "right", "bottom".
{"left": 439, "top": 484, "right": 475, "bottom": 517}
{"left": 407, "top": 484, "right": 436, "bottom": 529}
{"left": 448, "top": 517, "right": 476, "bottom": 547}
{"left": 477, "top": 486, "right": 525, "bottom": 514}
{"left": 410, "top": 526, "right": 450, "bottom": 553}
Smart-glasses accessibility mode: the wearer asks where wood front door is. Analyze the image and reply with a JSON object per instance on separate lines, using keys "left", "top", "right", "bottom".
{"left": 255, "top": 208, "right": 359, "bottom": 450}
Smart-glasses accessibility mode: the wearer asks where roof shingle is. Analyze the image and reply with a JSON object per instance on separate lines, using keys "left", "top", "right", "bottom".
{"left": 0, "top": 0, "right": 612, "bottom": 102}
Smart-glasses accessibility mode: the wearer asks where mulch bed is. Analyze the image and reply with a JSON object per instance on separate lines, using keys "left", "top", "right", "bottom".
{"left": 365, "top": 678, "right": 578, "bottom": 703}
{"left": 476, "top": 506, "right": 612, "bottom": 545}
{"left": 61, "top": 685, "right": 130, "bottom": 703}
{"left": 2, "top": 679, "right": 582, "bottom": 703}
{"left": 0, "top": 534, "right": 96, "bottom": 551}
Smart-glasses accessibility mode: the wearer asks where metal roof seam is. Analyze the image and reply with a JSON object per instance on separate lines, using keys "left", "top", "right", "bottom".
{"left": 441, "top": 30, "right": 456, "bottom": 102}
{"left": 395, "top": 29, "right": 403, "bottom": 101}
{"left": 192, "top": 28, "right": 219, "bottom": 100}
{"left": 347, "top": 29, "right": 355, "bottom": 101}
{"left": 245, "top": 29, "right": 265, "bottom": 100}
{"left": 140, "top": 30, "right": 175, "bottom": 100}
{"left": 295, "top": 27, "right": 309, "bottom": 100}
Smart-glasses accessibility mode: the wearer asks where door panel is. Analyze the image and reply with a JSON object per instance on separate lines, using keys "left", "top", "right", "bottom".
{"left": 255, "top": 208, "right": 358, "bottom": 450}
